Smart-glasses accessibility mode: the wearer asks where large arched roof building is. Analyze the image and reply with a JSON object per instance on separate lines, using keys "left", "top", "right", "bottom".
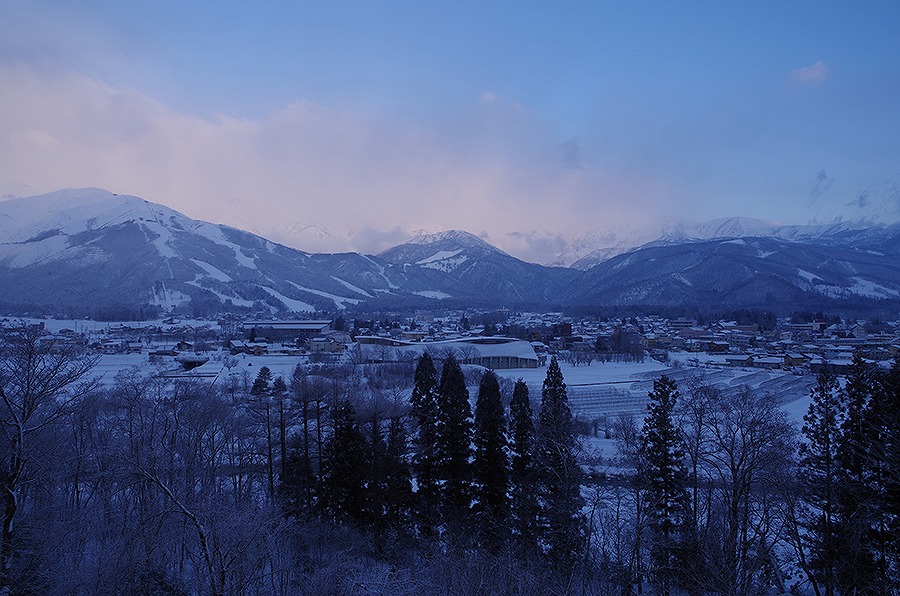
{"left": 356, "top": 336, "right": 541, "bottom": 369}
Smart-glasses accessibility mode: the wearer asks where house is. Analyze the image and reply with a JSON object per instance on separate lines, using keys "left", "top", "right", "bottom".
{"left": 725, "top": 355, "right": 754, "bottom": 368}
{"left": 783, "top": 353, "right": 808, "bottom": 368}
{"left": 752, "top": 357, "right": 783, "bottom": 370}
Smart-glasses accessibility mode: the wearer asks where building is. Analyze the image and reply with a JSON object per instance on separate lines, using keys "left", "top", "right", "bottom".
{"left": 242, "top": 320, "right": 331, "bottom": 342}
{"left": 357, "top": 336, "right": 540, "bottom": 369}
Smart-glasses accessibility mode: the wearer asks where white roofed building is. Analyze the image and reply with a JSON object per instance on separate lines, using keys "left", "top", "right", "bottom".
{"left": 356, "top": 336, "right": 540, "bottom": 369}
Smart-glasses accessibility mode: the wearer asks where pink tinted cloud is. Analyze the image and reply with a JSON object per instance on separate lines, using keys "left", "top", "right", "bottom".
{"left": 0, "top": 63, "right": 662, "bottom": 263}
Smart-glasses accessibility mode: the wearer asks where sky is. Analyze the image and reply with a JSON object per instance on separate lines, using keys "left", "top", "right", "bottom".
{"left": 1, "top": 1, "right": 899, "bottom": 263}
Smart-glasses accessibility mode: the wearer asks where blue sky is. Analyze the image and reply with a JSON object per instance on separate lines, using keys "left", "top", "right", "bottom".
{"left": 1, "top": 1, "right": 898, "bottom": 262}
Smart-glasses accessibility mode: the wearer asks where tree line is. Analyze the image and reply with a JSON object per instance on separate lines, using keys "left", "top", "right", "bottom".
{"left": 0, "top": 322, "right": 898, "bottom": 594}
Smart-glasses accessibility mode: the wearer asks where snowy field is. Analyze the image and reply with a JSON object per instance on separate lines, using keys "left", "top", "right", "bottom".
{"left": 496, "top": 357, "right": 815, "bottom": 427}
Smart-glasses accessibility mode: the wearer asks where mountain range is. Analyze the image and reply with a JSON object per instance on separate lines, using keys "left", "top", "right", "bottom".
{"left": 1, "top": 188, "right": 899, "bottom": 319}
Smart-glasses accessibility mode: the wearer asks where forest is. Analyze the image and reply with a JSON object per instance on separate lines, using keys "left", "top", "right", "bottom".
{"left": 0, "top": 324, "right": 898, "bottom": 595}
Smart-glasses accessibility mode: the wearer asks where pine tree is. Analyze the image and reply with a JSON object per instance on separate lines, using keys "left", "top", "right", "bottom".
{"left": 410, "top": 353, "right": 440, "bottom": 535}
{"left": 383, "top": 413, "right": 413, "bottom": 531}
{"left": 473, "top": 370, "right": 509, "bottom": 551}
{"left": 800, "top": 367, "right": 843, "bottom": 596}
{"left": 509, "top": 379, "right": 540, "bottom": 558}
{"left": 322, "top": 400, "right": 367, "bottom": 526}
{"left": 836, "top": 352, "right": 881, "bottom": 593}
{"left": 536, "top": 356, "right": 584, "bottom": 569}
{"left": 868, "top": 358, "right": 900, "bottom": 590}
{"left": 250, "top": 365, "right": 272, "bottom": 396}
{"left": 639, "top": 375, "right": 691, "bottom": 596}
{"left": 436, "top": 354, "right": 473, "bottom": 544}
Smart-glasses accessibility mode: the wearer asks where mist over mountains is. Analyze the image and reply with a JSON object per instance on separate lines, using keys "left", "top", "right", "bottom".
{"left": 1, "top": 188, "right": 899, "bottom": 319}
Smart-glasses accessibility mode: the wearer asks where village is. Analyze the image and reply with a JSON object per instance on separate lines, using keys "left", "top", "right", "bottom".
{"left": 4, "top": 310, "right": 897, "bottom": 422}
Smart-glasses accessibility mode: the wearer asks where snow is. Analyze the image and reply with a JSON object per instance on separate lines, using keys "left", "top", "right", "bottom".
{"left": 190, "top": 259, "right": 233, "bottom": 282}
{"left": 287, "top": 281, "right": 359, "bottom": 309}
{"left": 149, "top": 284, "right": 190, "bottom": 308}
{"left": 419, "top": 255, "right": 469, "bottom": 272}
{"left": 415, "top": 249, "right": 463, "bottom": 265}
{"left": 0, "top": 234, "right": 75, "bottom": 268}
{"left": 0, "top": 188, "right": 188, "bottom": 243}
{"left": 413, "top": 290, "right": 452, "bottom": 299}
{"left": 797, "top": 269, "right": 821, "bottom": 282}
{"left": 185, "top": 281, "right": 255, "bottom": 307}
{"left": 361, "top": 255, "right": 400, "bottom": 289}
{"left": 259, "top": 286, "right": 315, "bottom": 312}
{"left": 330, "top": 276, "right": 373, "bottom": 298}
{"left": 234, "top": 248, "right": 257, "bottom": 269}
{"left": 847, "top": 276, "right": 899, "bottom": 299}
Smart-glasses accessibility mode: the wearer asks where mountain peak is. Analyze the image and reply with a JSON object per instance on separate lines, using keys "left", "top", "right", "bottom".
{"left": 407, "top": 229, "right": 494, "bottom": 249}
{"left": 0, "top": 187, "right": 190, "bottom": 243}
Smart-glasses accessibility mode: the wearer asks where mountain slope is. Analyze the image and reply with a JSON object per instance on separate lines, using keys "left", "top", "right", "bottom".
{"left": 566, "top": 235, "right": 900, "bottom": 312}
{"left": 378, "top": 230, "right": 579, "bottom": 304}
{"left": 1, "top": 189, "right": 899, "bottom": 318}
{"left": 0, "top": 189, "right": 480, "bottom": 316}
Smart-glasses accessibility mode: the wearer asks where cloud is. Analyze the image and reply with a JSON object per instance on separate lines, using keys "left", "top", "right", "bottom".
{"left": 0, "top": 63, "right": 664, "bottom": 262}
{"left": 788, "top": 60, "right": 829, "bottom": 86}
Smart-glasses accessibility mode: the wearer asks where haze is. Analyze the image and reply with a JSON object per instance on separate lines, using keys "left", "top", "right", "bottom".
{"left": 1, "top": 1, "right": 899, "bottom": 263}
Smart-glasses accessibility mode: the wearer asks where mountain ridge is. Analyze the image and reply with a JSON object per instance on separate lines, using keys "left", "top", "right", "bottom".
{"left": 1, "top": 188, "right": 899, "bottom": 318}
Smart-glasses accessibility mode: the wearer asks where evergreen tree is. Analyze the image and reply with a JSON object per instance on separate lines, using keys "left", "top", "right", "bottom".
{"left": 836, "top": 352, "right": 881, "bottom": 593}
{"left": 639, "top": 375, "right": 691, "bottom": 596}
{"left": 250, "top": 365, "right": 272, "bottom": 396}
{"left": 436, "top": 354, "right": 473, "bottom": 543}
{"left": 322, "top": 400, "right": 367, "bottom": 526}
{"left": 536, "top": 356, "right": 584, "bottom": 569}
{"left": 410, "top": 353, "right": 440, "bottom": 534}
{"left": 509, "top": 379, "right": 540, "bottom": 558}
{"left": 473, "top": 370, "right": 509, "bottom": 551}
{"left": 383, "top": 412, "right": 413, "bottom": 531}
{"left": 799, "top": 367, "right": 843, "bottom": 596}
{"left": 868, "top": 358, "right": 900, "bottom": 590}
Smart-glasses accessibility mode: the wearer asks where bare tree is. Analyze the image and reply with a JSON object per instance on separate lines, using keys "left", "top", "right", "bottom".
{"left": 0, "top": 324, "right": 98, "bottom": 590}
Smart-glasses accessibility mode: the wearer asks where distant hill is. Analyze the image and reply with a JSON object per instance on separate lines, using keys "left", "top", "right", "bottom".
{"left": 1, "top": 188, "right": 898, "bottom": 318}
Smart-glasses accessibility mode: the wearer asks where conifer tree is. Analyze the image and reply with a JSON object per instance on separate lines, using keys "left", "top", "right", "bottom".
{"left": 836, "top": 352, "right": 881, "bottom": 593}
{"left": 639, "top": 375, "right": 691, "bottom": 596}
{"left": 473, "top": 370, "right": 509, "bottom": 550}
{"left": 868, "top": 358, "right": 900, "bottom": 590}
{"left": 250, "top": 365, "right": 272, "bottom": 396}
{"left": 536, "top": 356, "right": 584, "bottom": 569}
{"left": 410, "top": 353, "right": 440, "bottom": 534}
{"left": 323, "top": 400, "right": 367, "bottom": 526}
{"left": 436, "top": 354, "right": 473, "bottom": 542}
{"left": 799, "top": 367, "right": 843, "bottom": 596}
{"left": 509, "top": 379, "right": 540, "bottom": 558}
{"left": 383, "top": 413, "right": 413, "bottom": 531}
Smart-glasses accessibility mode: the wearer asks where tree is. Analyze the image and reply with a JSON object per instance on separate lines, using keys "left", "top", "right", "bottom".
{"left": 0, "top": 325, "right": 98, "bottom": 590}
{"left": 799, "top": 367, "right": 843, "bottom": 596}
{"left": 639, "top": 375, "right": 691, "bottom": 596}
{"left": 473, "top": 370, "right": 508, "bottom": 551}
{"left": 866, "top": 358, "right": 900, "bottom": 590}
{"left": 509, "top": 379, "right": 540, "bottom": 558}
{"left": 250, "top": 366, "right": 277, "bottom": 500}
{"left": 835, "top": 352, "right": 882, "bottom": 593}
{"left": 436, "top": 354, "right": 473, "bottom": 545}
{"left": 694, "top": 385, "right": 796, "bottom": 594}
{"left": 410, "top": 353, "right": 440, "bottom": 535}
{"left": 322, "top": 401, "right": 367, "bottom": 526}
{"left": 536, "top": 356, "right": 584, "bottom": 569}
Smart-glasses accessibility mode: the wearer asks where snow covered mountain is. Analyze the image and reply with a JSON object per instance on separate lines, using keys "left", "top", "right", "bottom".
{"left": 1, "top": 189, "right": 898, "bottom": 318}
{"left": 566, "top": 233, "right": 900, "bottom": 312}
{"left": 0, "top": 189, "right": 476, "bottom": 317}
{"left": 560, "top": 217, "right": 896, "bottom": 270}
{"left": 378, "top": 230, "right": 578, "bottom": 304}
